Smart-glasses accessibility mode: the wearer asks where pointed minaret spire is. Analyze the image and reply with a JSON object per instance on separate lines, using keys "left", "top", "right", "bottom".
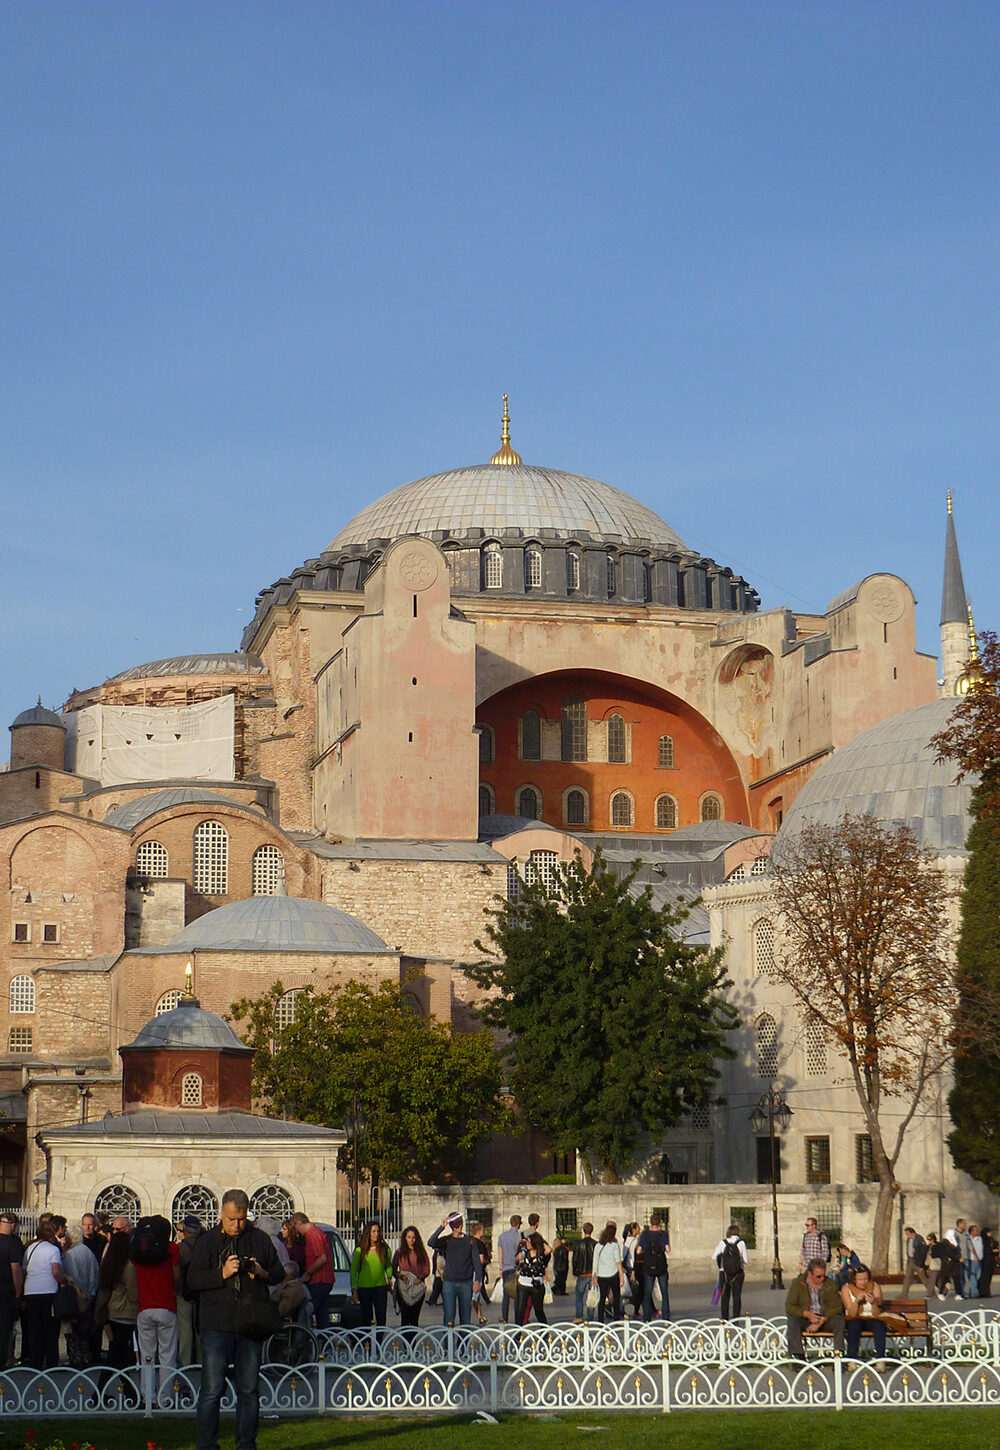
{"left": 490, "top": 394, "right": 522, "bottom": 466}
{"left": 940, "top": 491, "right": 971, "bottom": 696}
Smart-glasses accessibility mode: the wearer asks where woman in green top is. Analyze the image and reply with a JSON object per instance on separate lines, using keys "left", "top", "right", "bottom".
{"left": 350, "top": 1221, "right": 393, "bottom": 1326}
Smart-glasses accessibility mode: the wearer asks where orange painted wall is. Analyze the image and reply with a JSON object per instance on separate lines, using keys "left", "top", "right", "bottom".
{"left": 477, "top": 670, "right": 749, "bottom": 832}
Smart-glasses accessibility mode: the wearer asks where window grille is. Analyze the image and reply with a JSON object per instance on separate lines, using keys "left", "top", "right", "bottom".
{"left": 525, "top": 850, "right": 559, "bottom": 894}
{"left": 727, "top": 863, "right": 746, "bottom": 881}
{"left": 729, "top": 1207, "right": 757, "bottom": 1250}
{"left": 655, "top": 795, "right": 677, "bottom": 829}
{"left": 478, "top": 727, "right": 494, "bottom": 765}
{"left": 506, "top": 863, "right": 521, "bottom": 902}
{"left": 171, "top": 1184, "right": 219, "bottom": 1229}
{"left": 556, "top": 1207, "right": 579, "bottom": 1240}
{"left": 658, "top": 735, "right": 675, "bottom": 768}
{"left": 756, "top": 1014, "right": 778, "bottom": 1077}
{"left": 689, "top": 1105, "right": 710, "bottom": 1132}
{"left": 517, "top": 786, "right": 540, "bottom": 820}
{"left": 252, "top": 844, "right": 284, "bottom": 896}
{"left": 94, "top": 1184, "right": 141, "bottom": 1224}
{"left": 42, "top": 923, "right": 59, "bottom": 943}
{"left": 561, "top": 698, "right": 587, "bottom": 762}
{"left": 566, "top": 551, "right": 580, "bottom": 592}
{"left": 805, "top": 1018, "right": 827, "bottom": 1076}
{"left": 610, "top": 791, "right": 633, "bottom": 827}
{"left": 606, "top": 554, "right": 617, "bottom": 596}
{"left": 525, "top": 548, "right": 542, "bottom": 589}
{"left": 156, "top": 989, "right": 183, "bottom": 1016}
{"left": 135, "top": 839, "right": 168, "bottom": 879}
{"left": 9, "top": 976, "right": 34, "bottom": 1014}
{"left": 750, "top": 856, "right": 769, "bottom": 876}
{"left": 701, "top": 795, "right": 722, "bottom": 822}
{"left": 478, "top": 784, "right": 495, "bottom": 818}
{"left": 521, "top": 710, "right": 541, "bottom": 760}
{"left": 193, "top": 820, "right": 228, "bottom": 895}
{"left": 805, "top": 1136, "right": 831, "bottom": 1185}
{"left": 855, "top": 1134, "right": 878, "bottom": 1183}
{"left": 467, "top": 1207, "right": 494, "bottom": 1248}
{"left": 607, "top": 714, "right": 626, "bottom": 764}
{"left": 483, "top": 544, "right": 503, "bottom": 589}
{"left": 180, "top": 1072, "right": 203, "bottom": 1106}
{"left": 753, "top": 919, "right": 776, "bottom": 978}
{"left": 250, "top": 1184, "right": 295, "bottom": 1221}
{"left": 565, "top": 788, "right": 587, "bottom": 825}
{"left": 274, "top": 989, "right": 303, "bottom": 1033}
{"left": 8, "top": 1026, "right": 32, "bottom": 1054}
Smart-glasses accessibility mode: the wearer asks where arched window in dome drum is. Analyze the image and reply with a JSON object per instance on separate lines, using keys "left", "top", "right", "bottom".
{"left": 478, "top": 783, "right": 495, "bottom": 818}
{"left": 655, "top": 795, "right": 677, "bottom": 830}
{"left": 561, "top": 698, "right": 586, "bottom": 762}
{"left": 565, "top": 788, "right": 587, "bottom": 826}
{"left": 180, "top": 1072, "right": 203, "bottom": 1107}
{"left": 701, "top": 795, "right": 723, "bottom": 822}
{"left": 193, "top": 820, "right": 228, "bottom": 895}
{"left": 610, "top": 791, "right": 633, "bottom": 828}
{"left": 517, "top": 786, "right": 541, "bottom": 820}
{"left": 482, "top": 543, "right": 503, "bottom": 590}
{"left": 135, "top": 839, "right": 168, "bottom": 879}
{"left": 566, "top": 551, "right": 581, "bottom": 593}
{"left": 172, "top": 1184, "right": 220, "bottom": 1229}
{"left": 607, "top": 714, "right": 626, "bottom": 764}
{"left": 606, "top": 554, "right": 617, "bottom": 597}
{"left": 252, "top": 844, "right": 284, "bottom": 896}
{"left": 658, "top": 735, "right": 675, "bottom": 769}
{"left": 521, "top": 710, "right": 541, "bottom": 761}
{"left": 525, "top": 547, "right": 542, "bottom": 590}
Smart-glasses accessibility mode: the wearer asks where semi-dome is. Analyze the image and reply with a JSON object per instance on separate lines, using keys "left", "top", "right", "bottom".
{"left": 106, "top": 788, "right": 259, "bottom": 830}
{"left": 124, "top": 997, "right": 251, "bottom": 1053}
{"left": 150, "top": 895, "right": 389, "bottom": 954}
{"left": 330, "top": 463, "right": 687, "bottom": 553}
{"left": 776, "top": 699, "right": 974, "bottom": 857}
{"left": 11, "top": 703, "right": 65, "bottom": 730}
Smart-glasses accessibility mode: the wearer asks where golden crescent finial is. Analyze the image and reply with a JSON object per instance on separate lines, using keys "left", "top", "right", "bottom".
{"left": 947, "top": 488, "right": 953, "bottom": 515}
{"left": 490, "top": 394, "right": 522, "bottom": 466}
{"left": 968, "top": 601, "right": 978, "bottom": 661}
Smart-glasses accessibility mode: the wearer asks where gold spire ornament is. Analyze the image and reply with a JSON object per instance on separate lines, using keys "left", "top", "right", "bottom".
{"left": 957, "top": 601, "right": 981, "bottom": 694}
{"left": 968, "top": 601, "right": 978, "bottom": 662}
{"left": 490, "top": 395, "right": 522, "bottom": 466}
{"left": 947, "top": 488, "right": 953, "bottom": 515}
{"left": 184, "top": 960, "right": 194, "bottom": 997}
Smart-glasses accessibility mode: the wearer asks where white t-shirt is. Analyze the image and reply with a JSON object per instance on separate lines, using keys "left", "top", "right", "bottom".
{"left": 593, "top": 1242, "right": 621, "bottom": 1278}
{"left": 23, "top": 1239, "right": 61, "bottom": 1295}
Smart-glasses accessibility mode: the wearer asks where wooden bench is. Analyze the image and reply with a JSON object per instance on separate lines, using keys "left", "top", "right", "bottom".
{"left": 803, "top": 1298, "right": 932, "bottom": 1356}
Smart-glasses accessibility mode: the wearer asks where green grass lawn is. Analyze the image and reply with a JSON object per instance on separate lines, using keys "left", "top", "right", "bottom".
{"left": 1, "top": 1409, "right": 998, "bottom": 1450}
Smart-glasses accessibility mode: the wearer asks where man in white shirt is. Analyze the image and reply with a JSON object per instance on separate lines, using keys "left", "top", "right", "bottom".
{"left": 711, "top": 1224, "right": 748, "bottom": 1320}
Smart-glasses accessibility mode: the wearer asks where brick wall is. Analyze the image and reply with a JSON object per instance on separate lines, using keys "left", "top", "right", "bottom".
{"left": 322, "top": 858, "right": 501, "bottom": 961}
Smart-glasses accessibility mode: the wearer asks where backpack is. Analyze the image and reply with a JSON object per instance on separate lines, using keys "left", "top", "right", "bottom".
{"left": 645, "top": 1232, "right": 668, "bottom": 1277}
{"left": 130, "top": 1214, "right": 171, "bottom": 1265}
{"left": 721, "top": 1239, "right": 743, "bottom": 1280}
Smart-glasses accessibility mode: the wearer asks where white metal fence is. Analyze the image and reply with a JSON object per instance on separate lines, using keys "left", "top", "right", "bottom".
{"left": 2, "top": 1310, "right": 1000, "bottom": 1419}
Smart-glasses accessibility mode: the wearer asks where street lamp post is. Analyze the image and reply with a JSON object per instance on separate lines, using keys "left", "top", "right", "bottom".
{"left": 749, "top": 1088, "right": 793, "bottom": 1290}
{"left": 344, "top": 1090, "right": 367, "bottom": 1246}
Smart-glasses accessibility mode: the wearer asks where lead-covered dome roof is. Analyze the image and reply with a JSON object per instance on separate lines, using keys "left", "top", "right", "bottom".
{"left": 124, "top": 998, "right": 251, "bottom": 1053}
{"left": 330, "top": 463, "right": 687, "bottom": 553}
{"left": 148, "top": 895, "right": 390, "bottom": 954}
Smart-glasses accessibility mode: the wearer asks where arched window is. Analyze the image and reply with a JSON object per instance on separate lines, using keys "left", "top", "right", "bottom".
{"left": 94, "top": 1184, "right": 141, "bottom": 1225}
{"left": 135, "top": 839, "right": 168, "bottom": 879}
{"left": 250, "top": 1184, "right": 295, "bottom": 1221}
{"left": 658, "top": 735, "right": 675, "bottom": 768}
{"left": 566, "top": 551, "right": 581, "bottom": 593}
{"left": 180, "top": 1072, "right": 203, "bottom": 1106}
{"left": 643, "top": 562, "right": 653, "bottom": 602}
{"left": 478, "top": 726, "right": 494, "bottom": 764}
{"left": 156, "top": 989, "right": 183, "bottom": 1016}
{"left": 607, "top": 714, "right": 626, "bottom": 764}
{"left": 610, "top": 791, "right": 633, "bottom": 827}
{"left": 700, "top": 794, "right": 723, "bottom": 822}
{"left": 565, "top": 788, "right": 587, "bottom": 826}
{"left": 756, "top": 1014, "right": 778, "bottom": 1078}
{"left": 655, "top": 795, "right": 677, "bottom": 830}
{"left": 517, "top": 786, "right": 541, "bottom": 820}
{"left": 483, "top": 543, "right": 503, "bottom": 590}
{"left": 524, "top": 850, "right": 559, "bottom": 894}
{"left": 478, "top": 783, "right": 495, "bottom": 818}
{"left": 9, "top": 975, "right": 34, "bottom": 1014}
{"left": 252, "top": 844, "right": 285, "bottom": 896}
{"left": 193, "top": 820, "right": 228, "bottom": 895}
{"left": 561, "top": 697, "right": 587, "bottom": 762}
{"left": 606, "top": 554, "right": 617, "bottom": 597}
{"left": 274, "top": 988, "right": 303, "bottom": 1034}
{"left": 521, "top": 710, "right": 541, "bottom": 761}
{"left": 525, "top": 547, "right": 542, "bottom": 589}
{"left": 753, "top": 919, "right": 776, "bottom": 978}
{"left": 805, "top": 1018, "right": 827, "bottom": 1077}
{"left": 171, "top": 1184, "right": 219, "bottom": 1229}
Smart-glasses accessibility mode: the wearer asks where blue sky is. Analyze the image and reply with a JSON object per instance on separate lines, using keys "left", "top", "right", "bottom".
{"left": 2, "top": 1, "right": 997, "bottom": 750}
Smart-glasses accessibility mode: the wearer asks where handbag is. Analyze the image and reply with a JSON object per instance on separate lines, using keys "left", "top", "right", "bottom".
{"left": 543, "top": 1283, "right": 553, "bottom": 1305}
{"left": 53, "top": 1282, "right": 78, "bottom": 1319}
{"left": 585, "top": 1283, "right": 599, "bottom": 1311}
{"left": 396, "top": 1270, "right": 426, "bottom": 1306}
{"left": 234, "top": 1290, "right": 283, "bottom": 1341}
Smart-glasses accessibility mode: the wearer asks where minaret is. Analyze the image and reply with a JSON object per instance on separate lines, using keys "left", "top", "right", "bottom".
{"left": 940, "top": 490, "right": 969, "bottom": 697}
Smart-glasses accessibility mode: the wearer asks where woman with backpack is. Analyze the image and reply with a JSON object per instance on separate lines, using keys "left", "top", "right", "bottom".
{"left": 711, "top": 1224, "right": 748, "bottom": 1320}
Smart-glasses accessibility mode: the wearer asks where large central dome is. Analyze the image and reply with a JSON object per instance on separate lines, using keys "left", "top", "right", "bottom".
{"left": 330, "top": 463, "right": 687, "bottom": 553}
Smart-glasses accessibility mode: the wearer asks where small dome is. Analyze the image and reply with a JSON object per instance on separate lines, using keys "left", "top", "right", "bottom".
{"left": 777, "top": 699, "right": 974, "bottom": 857}
{"left": 155, "top": 896, "right": 389, "bottom": 954}
{"left": 11, "top": 703, "right": 65, "bottom": 731}
{"left": 106, "top": 788, "right": 257, "bottom": 830}
{"left": 124, "top": 998, "right": 251, "bottom": 1054}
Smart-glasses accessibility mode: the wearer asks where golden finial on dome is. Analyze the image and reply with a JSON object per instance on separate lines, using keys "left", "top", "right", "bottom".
{"left": 490, "top": 394, "right": 522, "bottom": 466}
{"left": 947, "top": 488, "right": 953, "bottom": 515}
{"left": 957, "top": 601, "right": 981, "bottom": 694}
{"left": 184, "top": 960, "right": 194, "bottom": 998}
{"left": 968, "top": 601, "right": 978, "bottom": 661}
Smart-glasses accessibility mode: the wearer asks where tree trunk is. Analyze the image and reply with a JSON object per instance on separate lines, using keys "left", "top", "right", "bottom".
{"left": 602, "top": 1162, "right": 622, "bottom": 1184}
{"left": 870, "top": 1172, "right": 897, "bottom": 1274}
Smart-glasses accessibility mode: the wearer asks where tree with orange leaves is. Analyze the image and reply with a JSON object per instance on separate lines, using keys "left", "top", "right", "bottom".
{"left": 771, "top": 813, "right": 953, "bottom": 1273}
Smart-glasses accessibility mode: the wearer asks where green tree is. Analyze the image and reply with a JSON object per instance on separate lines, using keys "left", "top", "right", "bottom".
{"left": 771, "top": 814, "right": 953, "bottom": 1272}
{"left": 471, "top": 851, "right": 737, "bottom": 1183}
{"left": 933, "top": 627, "right": 1000, "bottom": 1189}
{"left": 228, "top": 979, "right": 513, "bottom": 1182}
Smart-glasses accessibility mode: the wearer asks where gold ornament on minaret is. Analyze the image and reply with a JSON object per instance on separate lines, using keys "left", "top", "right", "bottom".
{"left": 490, "top": 395, "right": 522, "bottom": 466}
{"left": 956, "top": 602, "right": 980, "bottom": 694}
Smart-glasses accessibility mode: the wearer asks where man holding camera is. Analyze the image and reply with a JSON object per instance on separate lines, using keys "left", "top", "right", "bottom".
{"left": 188, "top": 1188, "right": 282, "bottom": 1450}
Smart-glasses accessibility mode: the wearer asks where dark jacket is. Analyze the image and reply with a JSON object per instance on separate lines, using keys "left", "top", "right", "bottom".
{"left": 909, "top": 1233, "right": 928, "bottom": 1268}
{"left": 427, "top": 1227, "right": 479, "bottom": 1283}
{"left": 785, "top": 1273, "right": 844, "bottom": 1321}
{"left": 187, "top": 1223, "right": 282, "bottom": 1334}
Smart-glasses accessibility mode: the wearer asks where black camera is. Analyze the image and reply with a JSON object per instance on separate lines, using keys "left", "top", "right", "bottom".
{"left": 239, "top": 1257, "right": 255, "bottom": 1274}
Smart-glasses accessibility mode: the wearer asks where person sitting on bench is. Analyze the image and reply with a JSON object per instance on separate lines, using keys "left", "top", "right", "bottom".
{"left": 841, "top": 1264, "right": 887, "bottom": 1361}
{"left": 785, "top": 1257, "right": 846, "bottom": 1359}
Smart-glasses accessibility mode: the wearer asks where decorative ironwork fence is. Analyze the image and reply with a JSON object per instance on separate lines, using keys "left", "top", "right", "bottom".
{"left": 2, "top": 1312, "right": 999, "bottom": 1420}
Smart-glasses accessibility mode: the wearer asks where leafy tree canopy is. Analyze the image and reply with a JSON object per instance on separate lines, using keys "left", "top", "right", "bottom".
{"left": 932, "top": 627, "right": 1000, "bottom": 810}
{"left": 228, "top": 979, "right": 513, "bottom": 1182}
{"left": 471, "top": 850, "right": 737, "bottom": 1183}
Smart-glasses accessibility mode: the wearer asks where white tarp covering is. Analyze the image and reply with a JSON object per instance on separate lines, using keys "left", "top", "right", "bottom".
{"left": 65, "top": 695, "right": 235, "bottom": 785}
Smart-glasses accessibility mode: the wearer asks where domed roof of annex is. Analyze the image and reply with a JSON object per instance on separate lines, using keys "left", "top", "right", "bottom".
{"left": 123, "top": 997, "right": 252, "bottom": 1054}
{"left": 330, "top": 462, "right": 687, "bottom": 554}
{"left": 776, "top": 698, "right": 975, "bottom": 857}
{"left": 11, "top": 702, "right": 65, "bottom": 730}
{"left": 146, "top": 895, "right": 390, "bottom": 955}
{"left": 105, "top": 788, "right": 258, "bottom": 830}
